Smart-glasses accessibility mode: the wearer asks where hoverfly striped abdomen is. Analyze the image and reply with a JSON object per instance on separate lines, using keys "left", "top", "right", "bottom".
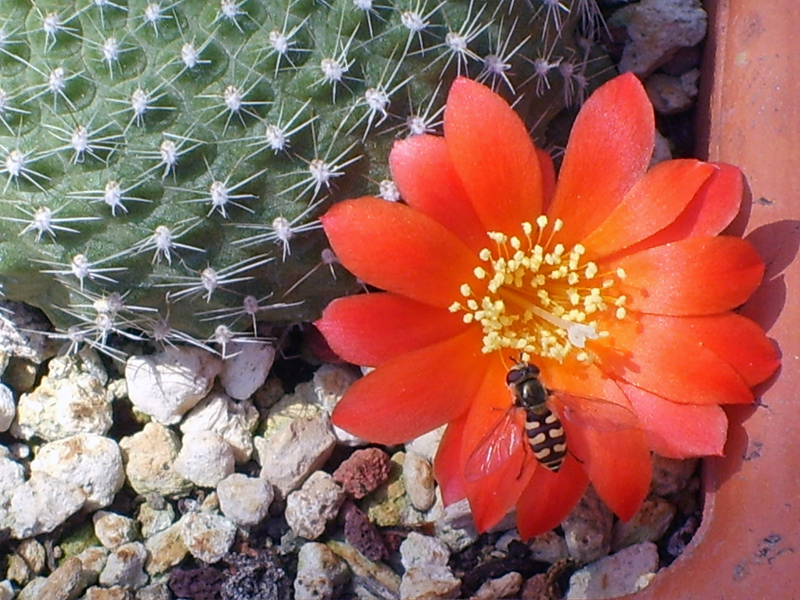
{"left": 524, "top": 408, "right": 567, "bottom": 472}
{"left": 507, "top": 361, "right": 567, "bottom": 473}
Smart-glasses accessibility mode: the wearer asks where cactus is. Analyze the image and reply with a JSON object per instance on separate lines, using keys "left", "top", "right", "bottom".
{"left": 0, "top": 0, "right": 612, "bottom": 354}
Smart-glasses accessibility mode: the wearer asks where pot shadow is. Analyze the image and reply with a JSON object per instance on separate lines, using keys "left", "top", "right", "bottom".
{"left": 703, "top": 217, "right": 799, "bottom": 492}
{"left": 740, "top": 218, "right": 800, "bottom": 331}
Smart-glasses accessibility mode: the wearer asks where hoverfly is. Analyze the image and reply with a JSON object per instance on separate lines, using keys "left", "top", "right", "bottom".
{"left": 465, "top": 360, "right": 636, "bottom": 480}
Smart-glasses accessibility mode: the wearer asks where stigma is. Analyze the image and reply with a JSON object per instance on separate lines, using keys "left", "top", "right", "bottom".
{"left": 449, "top": 216, "right": 628, "bottom": 363}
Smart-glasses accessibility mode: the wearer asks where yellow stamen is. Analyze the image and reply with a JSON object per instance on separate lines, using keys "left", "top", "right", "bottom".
{"left": 452, "top": 217, "right": 630, "bottom": 363}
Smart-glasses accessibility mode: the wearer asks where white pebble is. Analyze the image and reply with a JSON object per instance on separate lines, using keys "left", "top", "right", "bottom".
{"left": 93, "top": 511, "right": 139, "bottom": 550}
{"left": 651, "top": 455, "right": 698, "bottom": 496}
{"left": 403, "top": 452, "right": 436, "bottom": 512}
{"left": 294, "top": 542, "right": 349, "bottom": 600}
{"left": 285, "top": 471, "right": 345, "bottom": 540}
{"left": 30, "top": 433, "right": 124, "bottom": 509}
{"left": 119, "top": 423, "right": 192, "bottom": 498}
{"left": 219, "top": 341, "right": 275, "bottom": 400}
{"left": 217, "top": 473, "right": 273, "bottom": 527}
{"left": 0, "top": 452, "right": 25, "bottom": 530}
{"left": 258, "top": 414, "right": 336, "bottom": 496}
{"left": 567, "top": 542, "right": 660, "bottom": 599}
{"left": 76, "top": 546, "right": 110, "bottom": 583}
{"left": 12, "top": 354, "right": 111, "bottom": 441}
{"left": 562, "top": 487, "right": 614, "bottom": 564}
{"left": 143, "top": 521, "right": 187, "bottom": 576}
{"left": 400, "top": 532, "right": 450, "bottom": 570}
{"left": 400, "top": 565, "right": 461, "bottom": 600}
{"left": 174, "top": 430, "right": 235, "bottom": 488}
{"left": 98, "top": 542, "right": 148, "bottom": 590}
{"left": 180, "top": 511, "right": 237, "bottom": 564}
{"left": 312, "top": 364, "right": 363, "bottom": 446}
{"left": 0, "top": 580, "right": 13, "bottom": 600}
{"left": 125, "top": 347, "right": 222, "bottom": 425}
{"left": 473, "top": 571, "right": 523, "bottom": 599}
{"left": 0, "top": 384, "right": 14, "bottom": 431}
{"left": 10, "top": 472, "right": 86, "bottom": 539}
{"left": 528, "top": 530, "right": 570, "bottom": 563}
{"left": 405, "top": 426, "right": 445, "bottom": 463}
{"left": 180, "top": 391, "right": 258, "bottom": 463}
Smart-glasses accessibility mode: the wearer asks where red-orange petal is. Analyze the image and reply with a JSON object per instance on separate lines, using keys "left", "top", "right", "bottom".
{"left": 434, "top": 418, "right": 468, "bottom": 506}
{"left": 677, "top": 313, "right": 779, "bottom": 387}
{"left": 444, "top": 77, "right": 544, "bottom": 234}
{"left": 620, "top": 383, "right": 728, "bottom": 458}
{"left": 580, "top": 160, "right": 715, "bottom": 260}
{"left": 633, "top": 163, "right": 744, "bottom": 251}
{"left": 547, "top": 73, "right": 655, "bottom": 247}
{"left": 563, "top": 415, "right": 651, "bottom": 521}
{"left": 321, "top": 197, "right": 480, "bottom": 308}
{"left": 515, "top": 455, "right": 589, "bottom": 539}
{"left": 608, "top": 236, "right": 765, "bottom": 315}
{"left": 389, "top": 134, "right": 488, "bottom": 252}
{"left": 331, "top": 327, "right": 488, "bottom": 444}
{"left": 316, "top": 293, "right": 466, "bottom": 367}
{"left": 594, "top": 314, "right": 755, "bottom": 406}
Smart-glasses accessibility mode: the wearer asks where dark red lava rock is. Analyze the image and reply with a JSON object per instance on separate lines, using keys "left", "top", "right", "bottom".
{"left": 333, "top": 447, "right": 392, "bottom": 499}
{"left": 340, "top": 500, "right": 389, "bottom": 562}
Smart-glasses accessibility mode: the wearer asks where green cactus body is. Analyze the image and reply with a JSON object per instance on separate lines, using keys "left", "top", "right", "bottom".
{"left": 0, "top": 0, "right": 610, "bottom": 354}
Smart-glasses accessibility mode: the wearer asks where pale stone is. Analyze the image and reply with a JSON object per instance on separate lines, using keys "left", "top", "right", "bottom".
{"left": 0, "top": 452, "right": 26, "bottom": 531}
{"left": 216, "top": 473, "right": 273, "bottom": 527}
{"left": 137, "top": 498, "right": 175, "bottom": 538}
{"left": 294, "top": 542, "right": 349, "bottom": 600}
{"left": 528, "top": 530, "right": 570, "bottom": 564}
{"left": 173, "top": 430, "right": 235, "bottom": 488}
{"left": 99, "top": 542, "right": 148, "bottom": 590}
{"left": 400, "top": 532, "right": 451, "bottom": 570}
{"left": 35, "top": 557, "right": 86, "bottom": 600}
{"left": 84, "top": 586, "right": 133, "bottom": 600}
{"left": 144, "top": 522, "right": 187, "bottom": 575}
{"left": 12, "top": 353, "right": 111, "bottom": 442}
{"left": 16, "top": 539, "right": 46, "bottom": 577}
{"left": 119, "top": 423, "right": 192, "bottom": 497}
{"left": 311, "top": 364, "right": 363, "bottom": 445}
{"left": 0, "top": 384, "right": 14, "bottom": 432}
{"left": 613, "top": 497, "right": 677, "bottom": 551}
{"left": 472, "top": 571, "right": 523, "bottom": 599}
{"left": 403, "top": 452, "right": 436, "bottom": 512}
{"left": 93, "top": 511, "right": 139, "bottom": 550}
{"left": 562, "top": 487, "right": 614, "bottom": 564}
{"left": 10, "top": 473, "right": 86, "bottom": 539}
{"left": 567, "top": 542, "right": 660, "bottom": 599}
{"left": 328, "top": 541, "right": 401, "bottom": 600}
{"left": 30, "top": 434, "right": 124, "bottom": 509}
{"left": 180, "top": 391, "right": 258, "bottom": 463}
{"left": 400, "top": 566, "right": 461, "bottom": 600}
{"left": 285, "top": 472, "right": 346, "bottom": 540}
{"left": 0, "top": 581, "right": 13, "bottom": 600}
{"left": 180, "top": 511, "right": 237, "bottom": 564}
{"left": 219, "top": 341, "right": 275, "bottom": 400}
{"left": 405, "top": 426, "right": 446, "bottom": 463}
{"left": 125, "top": 347, "right": 222, "bottom": 425}
{"left": 75, "top": 546, "right": 110, "bottom": 585}
{"left": 258, "top": 414, "right": 336, "bottom": 496}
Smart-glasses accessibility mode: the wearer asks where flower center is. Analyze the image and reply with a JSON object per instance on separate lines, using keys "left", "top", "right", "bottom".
{"left": 449, "top": 216, "right": 628, "bottom": 363}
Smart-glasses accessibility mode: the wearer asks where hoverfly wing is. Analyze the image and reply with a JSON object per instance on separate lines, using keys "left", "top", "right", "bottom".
{"left": 549, "top": 391, "right": 638, "bottom": 432}
{"left": 464, "top": 408, "right": 526, "bottom": 482}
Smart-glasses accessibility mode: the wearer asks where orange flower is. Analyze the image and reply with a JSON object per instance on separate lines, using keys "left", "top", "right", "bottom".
{"left": 316, "top": 74, "right": 779, "bottom": 538}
